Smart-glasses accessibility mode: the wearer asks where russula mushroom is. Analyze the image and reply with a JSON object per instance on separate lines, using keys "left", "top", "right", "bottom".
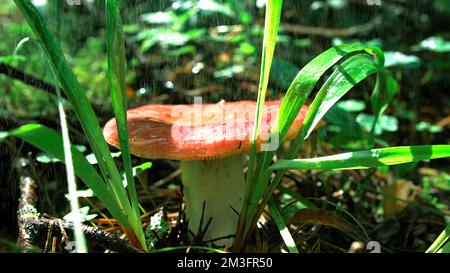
{"left": 103, "top": 100, "right": 309, "bottom": 246}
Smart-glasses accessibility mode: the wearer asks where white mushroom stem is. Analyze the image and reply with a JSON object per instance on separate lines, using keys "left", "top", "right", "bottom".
{"left": 180, "top": 154, "right": 245, "bottom": 246}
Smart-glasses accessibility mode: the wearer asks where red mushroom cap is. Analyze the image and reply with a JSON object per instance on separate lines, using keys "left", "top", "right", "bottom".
{"left": 103, "top": 100, "right": 309, "bottom": 161}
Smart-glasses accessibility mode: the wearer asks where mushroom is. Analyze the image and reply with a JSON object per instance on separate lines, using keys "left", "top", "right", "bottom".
{"left": 103, "top": 100, "right": 309, "bottom": 246}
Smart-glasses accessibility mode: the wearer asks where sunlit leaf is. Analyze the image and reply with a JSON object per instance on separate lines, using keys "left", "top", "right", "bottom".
{"left": 356, "top": 113, "right": 398, "bottom": 135}
{"left": 412, "top": 36, "right": 450, "bottom": 53}
{"left": 141, "top": 11, "right": 174, "bottom": 24}
{"left": 416, "top": 121, "right": 443, "bottom": 133}
{"left": 270, "top": 145, "right": 450, "bottom": 171}
{"left": 106, "top": 0, "right": 146, "bottom": 249}
{"left": 268, "top": 200, "right": 299, "bottom": 253}
{"left": 336, "top": 99, "right": 366, "bottom": 112}
{"left": 384, "top": 51, "right": 421, "bottom": 68}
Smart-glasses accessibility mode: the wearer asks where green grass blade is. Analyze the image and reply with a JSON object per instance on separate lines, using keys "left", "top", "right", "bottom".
{"left": 4, "top": 124, "right": 131, "bottom": 228}
{"left": 237, "top": 0, "right": 283, "bottom": 247}
{"left": 273, "top": 44, "right": 370, "bottom": 140}
{"left": 241, "top": 46, "right": 382, "bottom": 242}
{"left": 267, "top": 199, "right": 299, "bottom": 253}
{"left": 13, "top": 0, "right": 132, "bottom": 215}
{"left": 369, "top": 70, "right": 398, "bottom": 141}
{"left": 437, "top": 241, "right": 450, "bottom": 253}
{"left": 245, "top": 0, "right": 283, "bottom": 195}
{"left": 301, "top": 52, "right": 380, "bottom": 141}
{"left": 12, "top": 0, "right": 145, "bottom": 246}
{"left": 426, "top": 224, "right": 450, "bottom": 253}
{"left": 253, "top": 49, "right": 383, "bottom": 227}
{"left": 105, "top": 0, "right": 145, "bottom": 248}
{"left": 270, "top": 145, "right": 450, "bottom": 171}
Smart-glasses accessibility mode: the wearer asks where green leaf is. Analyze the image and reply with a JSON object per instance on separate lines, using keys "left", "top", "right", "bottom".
{"left": 356, "top": 113, "right": 398, "bottom": 135}
{"left": 416, "top": 121, "right": 444, "bottom": 133}
{"left": 37, "top": 145, "right": 86, "bottom": 164}
{"left": 0, "top": 55, "right": 26, "bottom": 64}
{"left": 438, "top": 240, "right": 450, "bottom": 253}
{"left": 131, "top": 162, "right": 153, "bottom": 177}
{"left": 164, "top": 45, "right": 196, "bottom": 57}
{"left": 0, "top": 132, "right": 8, "bottom": 143}
{"left": 122, "top": 162, "right": 153, "bottom": 188}
{"left": 274, "top": 43, "right": 373, "bottom": 140}
{"left": 197, "top": 0, "right": 234, "bottom": 17}
{"left": 240, "top": 43, "right": 384, "bottom": 248}
{"left": 267, "top": 199, "right": 299, "bottom": 253}
{"left": 270, "top": 145, "right": 450, "bottom": 171}
{"left": 14, "top": 0, "right": 144, "bottom": 249}
{"left": 412, "top": 36, "right": 450, "bottom": 53}
{"left": 213, "top": 65, "right": 245, "bottom": 78}
{"left": 369, "top": 69, "right": 398, "bottom": 137}
{"left": 426, "top": 224, "right": 450, "bottom": 253}
{"left": 241, "top": 0, "right": 283, "bottom": 239}
{"left": 302, "top": 53, "right": 380, "bottom": 139}
{"left": 106, "top": 0, "right": 146, "bottom": 250}
{"left": 384, "top": 51, "right": 421, "bottom": 68}
{"left": 336, "top": 100, "right": 366, "bottom": 112}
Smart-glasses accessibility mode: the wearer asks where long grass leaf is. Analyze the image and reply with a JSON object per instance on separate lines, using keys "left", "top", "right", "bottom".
{"left": 240, "top": 47, "right": 383, "bottom": 245}
{"left": 13, "top": 0, "right": 132, "bottom": 216}
{"left": 301, "top": 53, "right": 380, "bottom": 141}
{"left": 237, "top": 0, "right": 283, "bottom": 247}
{"left": 105, "top": 0, "right": 145, "bottom": 249}
{"left": 268, "top": 199, "right": 299, "bottom": 253}
{"left": 426, "top": 224, "right": 450, "bottom": 253}
{"left": 270, "top": 145, "right": 450, "bottom": 171}
{"left": 12, "top": 0, "right": 145, "bottom": 245}
{"left": 246, "top": 0, "right": 283, "bottom": 199}
{"left": 254, "top": 50, "right": 382, "bottom": 228}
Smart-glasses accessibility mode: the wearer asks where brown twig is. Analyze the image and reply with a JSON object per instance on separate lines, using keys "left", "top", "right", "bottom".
{"left": 0, "top": 63, "right": 58, "bottom": 96}
{"left": 20, "top": 217, "right": 145, "bottom": 253}
{"left": 280, "top": 16, "right": 382, "bottom": 37}
{"left": 15, "top": 158, "right": 144, "bottom": 253}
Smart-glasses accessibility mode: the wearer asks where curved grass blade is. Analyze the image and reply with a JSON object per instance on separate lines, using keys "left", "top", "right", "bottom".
{"left": 105, "top": 0, "right": 145, "bottom": 249}
{"left": 426, "top": 224, "right": 450, "bottom": 253}
{"left": 13, "top": 0, "right": 144, "bottom": 248}
{"left": 270, "top": 145, "right": 450, "bottom": 171}
{"left": 245, "top": 0, "right": 283, "bottom": 203}
{"left": 302, "top": 52, "right": 380, "bottom": 141}
{"left": 242, "top": 48, "right": 383, "bottom": 243}
{"left": 437, "top": 241, "right": 450, "bottom": 253}
{"left": 12, "top": 0, "right": 132, "bottom": 217}
{"left": 267, "top": 199, "right": 299, "bottom": 253}
{"left": 259, "top": 52, "right": 382, "bottom": 212}
{"left": 369, "top": 70, "right": 398, "bottom": 141}
{"left": 237, "top": 0, "right": 283, "bottom": 249}
{"left": 274, "top": 44, "right": 374, "bottom": 139}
